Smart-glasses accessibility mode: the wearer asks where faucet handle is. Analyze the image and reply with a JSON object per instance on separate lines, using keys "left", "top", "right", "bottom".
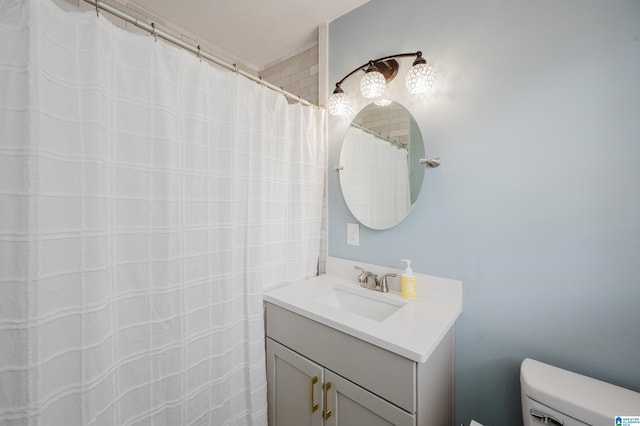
{"left": 378, "top": 273, "right": 397, "bottom": 293}
{"left": 353, "top": 265, "right": 367, "bottom": 283}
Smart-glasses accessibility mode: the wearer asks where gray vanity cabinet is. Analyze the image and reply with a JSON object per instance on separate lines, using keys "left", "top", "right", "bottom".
{"left": 265, "top": 303, "right": 454, "bottom": 426}
{"left": 324, "top": 369, "right": 414, "bottom": 426}
{"left": 266, "top": 338, "right": 324, "bottom": 426}
{"left": 267, "top": 338, "right": 413, "bottom": 426}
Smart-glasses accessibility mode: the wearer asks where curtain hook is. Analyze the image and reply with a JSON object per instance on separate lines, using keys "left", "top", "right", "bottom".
{"left": 151, "top": 22, "right": 157, "bottom": 42}
{"left": 95, "top": 0, "right": 99, "bottom": 17}
{"left": 233, "top": 64, "right": 239, "bottom": 75}
{"left": 197, "top": 45, "right": 202, "bottom": 62}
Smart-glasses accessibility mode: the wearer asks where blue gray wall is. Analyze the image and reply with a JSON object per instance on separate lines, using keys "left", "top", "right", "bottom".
{"left": 328, "top": 1, "right": 640, "bottom": 424}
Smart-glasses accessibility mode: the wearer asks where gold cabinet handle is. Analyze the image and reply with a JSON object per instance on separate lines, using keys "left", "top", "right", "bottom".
{"left": 323, "top": 381, "right": 332, "bottom": 420}
{"left": 310, "top": 376, "right": 318, "bottom": 412}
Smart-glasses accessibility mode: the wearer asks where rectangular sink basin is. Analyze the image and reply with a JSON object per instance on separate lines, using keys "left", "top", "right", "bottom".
{"left": 315, "top": 286, "right": 407, "bottom": 322}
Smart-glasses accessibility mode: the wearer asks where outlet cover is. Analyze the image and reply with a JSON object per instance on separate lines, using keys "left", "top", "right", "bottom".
{"left": 347, "top": 223, "right": 359, "bottom": 246}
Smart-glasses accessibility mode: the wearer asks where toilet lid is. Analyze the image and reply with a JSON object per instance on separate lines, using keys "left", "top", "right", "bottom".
{"left": 521, "top": 359, "right": 640, "bottom": 425}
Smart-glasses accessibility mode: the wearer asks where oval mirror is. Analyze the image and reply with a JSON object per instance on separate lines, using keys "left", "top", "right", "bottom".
{"left": 339, "top": 101, "right": 425, "bottom": 230}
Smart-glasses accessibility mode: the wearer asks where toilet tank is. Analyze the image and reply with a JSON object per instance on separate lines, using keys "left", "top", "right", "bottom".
{"left": 521, "top": 358, "right": 640, "bottom": 426}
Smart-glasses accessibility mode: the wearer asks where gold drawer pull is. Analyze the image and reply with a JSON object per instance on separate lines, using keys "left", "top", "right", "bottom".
{"left": 323, "top": 381, "right": 332, "bottom": 419}
{"left": 310, "top": 376, "right": 318, "bottom": 412}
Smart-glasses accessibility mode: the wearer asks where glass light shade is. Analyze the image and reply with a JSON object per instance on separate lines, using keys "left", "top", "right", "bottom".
{"left": 374, "top": 98, "right": 393, "bottom": 106}
{"left": 328, "top": 92, "right": 352, "bottom": 116}
{"left": 360, "top": 70, "right": 386, "bottom": 99}
{"left": 405, "top": 62, "right": 435, "bottom": 95}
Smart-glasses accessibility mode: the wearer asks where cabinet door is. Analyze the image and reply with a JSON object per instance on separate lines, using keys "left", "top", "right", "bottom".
{"left": 324, "top": 370, "right": 414, "bottom": 426}
{"left": 266, "top": 338, "right": 324, "bottom": 426}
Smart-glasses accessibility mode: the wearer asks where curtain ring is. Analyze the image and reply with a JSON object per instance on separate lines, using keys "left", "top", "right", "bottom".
{"left": 197, "top": 45, "right": 202, "bottom": 62}
{"left": 151, "top": 22, "right": 157, "bottom": 42}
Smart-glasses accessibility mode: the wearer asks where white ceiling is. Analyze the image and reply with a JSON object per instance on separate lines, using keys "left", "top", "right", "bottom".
{"left": 125, "top": 0, "right": 369, "bottom": 71}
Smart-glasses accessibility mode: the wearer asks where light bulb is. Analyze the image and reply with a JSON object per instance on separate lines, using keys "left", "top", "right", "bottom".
{"left": 406, "top": 62, "right": 435, "bottom": 95}
{"left": 328, "top": 91, "right": 352, "bottom": 116}
{"left": 360, "top": 64, "right": 386, "bottom": 99}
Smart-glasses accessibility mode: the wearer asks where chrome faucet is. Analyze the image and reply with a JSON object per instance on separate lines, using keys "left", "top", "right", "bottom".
{"left": 353, "top": 266, "right": 396, "bottom": 293}
{"left": 353, "top": 265, "right": 369, "bottom": 284}
{"left": 378, "top": 273, "right": 397, "bottom": 292}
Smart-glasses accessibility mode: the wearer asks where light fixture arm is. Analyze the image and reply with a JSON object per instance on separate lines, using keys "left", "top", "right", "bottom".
{"left": 333, "top": 51, "right": 423, "bottom": 91}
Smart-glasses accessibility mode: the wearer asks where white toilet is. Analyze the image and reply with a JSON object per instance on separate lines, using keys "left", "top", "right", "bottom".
{"left": 520, "top": 358, "right": 640, "bottom": 426}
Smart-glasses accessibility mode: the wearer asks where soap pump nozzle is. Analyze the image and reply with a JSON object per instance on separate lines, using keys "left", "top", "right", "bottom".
{"left": 401, "top": 259, "right": 413, "bottom": 274}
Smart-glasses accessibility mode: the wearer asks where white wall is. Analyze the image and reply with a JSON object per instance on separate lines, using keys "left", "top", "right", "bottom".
{"left": 328, "top": 0, "right": 640, "bottom": 424}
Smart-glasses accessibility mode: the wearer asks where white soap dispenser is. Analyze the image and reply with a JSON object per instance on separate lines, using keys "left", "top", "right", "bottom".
{"left": 400, "top": 259, "right": 417, "bottom": 299}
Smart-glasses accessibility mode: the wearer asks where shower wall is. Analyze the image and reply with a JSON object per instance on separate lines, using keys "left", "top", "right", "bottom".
{"left": 261, "top": 46, "right": 320, "bottom": 106}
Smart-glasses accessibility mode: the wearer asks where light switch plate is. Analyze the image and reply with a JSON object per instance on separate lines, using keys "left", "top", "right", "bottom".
{"left": 347, "top": 223, "right": 359, "bottom": 246}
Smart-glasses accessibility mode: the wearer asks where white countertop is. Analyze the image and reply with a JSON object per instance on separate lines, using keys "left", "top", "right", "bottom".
{"left": 263, "top": 273, "right": 462, "bottom": 363}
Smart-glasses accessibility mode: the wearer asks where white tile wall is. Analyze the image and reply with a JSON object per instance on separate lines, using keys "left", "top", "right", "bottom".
{"left": 354, "top": 103, "right": 410, "bottom": 146}
{"left": 261, "top": 46, "right": 320, "bottom": 105}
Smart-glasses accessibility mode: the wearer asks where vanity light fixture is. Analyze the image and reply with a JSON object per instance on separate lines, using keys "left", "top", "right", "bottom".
{"left": 406, "top": 53, "right": 435, "bottom": 94}
{"left": 328, "top": 51, "right": 434, "bottom": 117}
{"left": 327, "top": 86, "right": 352, "bottom": 116}
{"left": 360, "top": 61, "right": 386, "bottom": 99}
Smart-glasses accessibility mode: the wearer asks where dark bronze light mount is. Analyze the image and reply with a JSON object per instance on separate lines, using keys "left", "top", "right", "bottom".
{"left": 328, "top": 51, "right": 434, "bottom": 116}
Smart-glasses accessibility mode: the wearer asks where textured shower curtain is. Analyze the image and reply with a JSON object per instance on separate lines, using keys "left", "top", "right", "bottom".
{"left": 340, "top": 126, "right": 410, "bottom": 230}
{"left": 0, "top": 1, "right": 325, "bottom": 425}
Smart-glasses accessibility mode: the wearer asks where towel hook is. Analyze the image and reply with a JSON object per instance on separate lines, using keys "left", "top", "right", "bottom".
{"left": 419, "top": 157, "right": 441, "bottom": 168}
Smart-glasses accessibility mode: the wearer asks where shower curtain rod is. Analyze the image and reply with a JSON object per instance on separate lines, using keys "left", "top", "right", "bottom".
{"left": 83, "top": 0, "right": 316, "bottom": 108}
{"left": 350, "top": 122, "right": 406, "bottom": 149}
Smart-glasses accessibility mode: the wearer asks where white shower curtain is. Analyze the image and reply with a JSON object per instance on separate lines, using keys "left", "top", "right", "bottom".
{"left": 0, "top": 1, "right": 325, "bottom": 425}
{"left": 340, "top": 126, "right": 410, "bottom": 230}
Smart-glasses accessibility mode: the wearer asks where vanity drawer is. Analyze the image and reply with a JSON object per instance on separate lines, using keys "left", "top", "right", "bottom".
{"left": 265, "top": 303, "right": 416, "bottom": 413}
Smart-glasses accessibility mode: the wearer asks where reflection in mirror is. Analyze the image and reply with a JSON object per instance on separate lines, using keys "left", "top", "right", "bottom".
{"left": 339, "top": 101, "right": 425, "bottom": 230}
